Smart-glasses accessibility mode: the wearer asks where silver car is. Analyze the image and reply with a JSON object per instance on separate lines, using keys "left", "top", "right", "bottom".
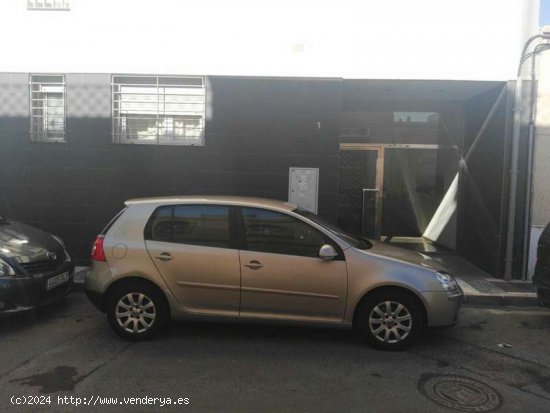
{"left": 85, "top": 196, "right": 463, "bottom": 350}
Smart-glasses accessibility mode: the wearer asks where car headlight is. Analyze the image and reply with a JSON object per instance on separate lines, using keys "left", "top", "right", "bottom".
{"left": 52, "top": 235, "right": 71, "bottom": 262}
{"left": 435, "top": 271, "right": 458, "bottom": 291}
{"left": 52, "top": 235, "right": 65, "bottom": 248}
{"left": 0, "top": 258, "right": 15, "bottom": 277}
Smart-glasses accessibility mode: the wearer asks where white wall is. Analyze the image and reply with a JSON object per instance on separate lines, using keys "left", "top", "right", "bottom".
{"left": 532, "top": 47, "right": 550, "bottom": 228}
{"left": 528, "top": 44, "right": 550, "bottom": 278}
{"left": 0, "top": 0, "right": 540, "bottom": 80}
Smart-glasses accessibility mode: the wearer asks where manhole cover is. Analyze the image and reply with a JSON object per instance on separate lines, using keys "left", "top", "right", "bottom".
{"left": 419, "top": 374, "right": 502, "bottom": 412}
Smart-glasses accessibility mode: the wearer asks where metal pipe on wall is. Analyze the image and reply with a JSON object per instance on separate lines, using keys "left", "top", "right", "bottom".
{"left": 505, "top": 32, "right": 550, "bottom": 281}
{"left": 504, "top": 33, "right": 543, "bottom": 281}
{"left": 522, "top": 41, "right": 550, "bottom": 279}
{"left": 521, "top": 48, "right": 539, "bottom": 279}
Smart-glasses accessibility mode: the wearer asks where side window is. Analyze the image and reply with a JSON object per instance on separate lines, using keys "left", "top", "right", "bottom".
{"left": 241, "top": 208, "right": 326, "bottom": 257}
{"left": 147, "top": 206, "right": 173, "bottom": 242}
{"left": 145, "top": 205, "right": 230, "bottom": 248}
{"left": 173, "top": 205, "right": 230, "bottom": 248}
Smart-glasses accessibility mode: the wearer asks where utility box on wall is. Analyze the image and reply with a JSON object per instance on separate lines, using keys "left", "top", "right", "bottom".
{"left": 288, "top": 167, "right": 319, "bottom": 213}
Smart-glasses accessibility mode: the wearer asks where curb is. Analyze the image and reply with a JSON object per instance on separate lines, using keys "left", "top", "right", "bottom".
{"left": 457, "top": 278, "right": 539, "bottom": 307}
{"left": 463, "top": 294, "right": 540, "bottom": 307}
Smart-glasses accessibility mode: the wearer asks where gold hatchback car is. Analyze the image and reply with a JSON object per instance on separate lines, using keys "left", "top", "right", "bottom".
{"left": 85, "top": 196, "right": 463, "bottom": 350}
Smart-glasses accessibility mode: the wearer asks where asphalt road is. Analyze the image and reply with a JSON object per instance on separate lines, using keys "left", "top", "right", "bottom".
{"left": 1, "top": 293, "right": 550, "bottom": 413}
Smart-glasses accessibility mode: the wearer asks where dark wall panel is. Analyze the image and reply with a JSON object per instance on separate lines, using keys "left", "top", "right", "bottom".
{"left": 457, "top": 82, "right": 513, "bottom": 277}
{"left": 0, "top": 74, "right": 342, "bottom": 265}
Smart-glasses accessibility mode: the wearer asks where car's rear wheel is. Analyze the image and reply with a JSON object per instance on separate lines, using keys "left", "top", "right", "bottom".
{"left": 106, "top": 280, "right": 169, "bottom": 341}
{"left": 355, "top": 290, "right": 424, "bottom": 351}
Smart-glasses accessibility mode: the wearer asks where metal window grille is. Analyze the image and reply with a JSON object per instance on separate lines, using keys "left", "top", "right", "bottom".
{"left": 112, "top": 75, "right": 206, "bottom": 146}
{"left": 29, "top": 74, "right": 66, "bottom": 142}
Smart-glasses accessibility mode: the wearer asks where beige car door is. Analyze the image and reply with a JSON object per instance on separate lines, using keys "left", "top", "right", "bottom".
{"left": 238, "top": 207, "right": 347, "bottom": 322}
{"left": 145, "top": 204, "right": 240, "bottom": 316}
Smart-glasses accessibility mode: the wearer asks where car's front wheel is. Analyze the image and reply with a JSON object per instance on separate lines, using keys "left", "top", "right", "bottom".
{"left": 355, "top": 290, "right": 424, "bottom": 351}
{"left": 106, "top": 280, "right": 169, "bottom": 341}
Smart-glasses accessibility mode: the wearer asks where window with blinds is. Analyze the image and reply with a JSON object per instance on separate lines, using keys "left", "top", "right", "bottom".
{"left": 29, "top": 74, "right": 66, "bottom": 142}
{"left": 112, "top": 75, "right": 206, "bottom": 146}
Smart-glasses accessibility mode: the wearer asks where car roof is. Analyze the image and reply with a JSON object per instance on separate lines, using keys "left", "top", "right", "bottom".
{"left": 125, "top": 195, "right": 298, "bottom": 212}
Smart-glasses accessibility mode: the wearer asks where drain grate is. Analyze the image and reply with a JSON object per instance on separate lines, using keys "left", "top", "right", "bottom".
{"left": 488, "top": 281, "right": 536, "bottom": 293}
{"left": 464, "top": 279, "right": 505, "bottom": 295}
{"left": 419, "top": 374, "right": 502, "bottom": 412}
{"left": 464, "top": 278, "right": 537, "bottom": 294}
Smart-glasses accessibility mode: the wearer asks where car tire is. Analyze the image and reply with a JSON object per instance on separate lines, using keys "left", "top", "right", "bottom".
{"left": 355, "top": 290, "right": 424, "bottom": 351}
{"left": 106, "top": 280, "right": 169, "bottom": 341}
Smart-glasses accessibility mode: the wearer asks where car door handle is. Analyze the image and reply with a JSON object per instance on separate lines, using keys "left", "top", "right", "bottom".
{"left": 155, "top": 252, "right": 173, "bottom": 262}
{"left": 244, "top": 260, "right": 263, "bottom": 270}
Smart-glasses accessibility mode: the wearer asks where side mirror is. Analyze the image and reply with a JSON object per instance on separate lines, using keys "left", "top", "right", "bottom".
{"left": 319, "top": 244, "right": 338, "bottom": 261}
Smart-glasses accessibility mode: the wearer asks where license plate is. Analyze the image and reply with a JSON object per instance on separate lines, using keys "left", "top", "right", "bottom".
{"left": 46, "top": 272, "right": 70, "bottom": 291}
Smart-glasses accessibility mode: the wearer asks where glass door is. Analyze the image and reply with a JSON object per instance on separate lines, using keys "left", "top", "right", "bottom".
{"left": 337, "top": 146, "right": 383, "bottom": 238}
{"left": 381, "top": 147, "right": 455, "bottom": 238}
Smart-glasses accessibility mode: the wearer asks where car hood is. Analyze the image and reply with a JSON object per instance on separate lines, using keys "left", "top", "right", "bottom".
{"left": 363, "top": 240, "right": 447, "bottom": 272}
{"left": 0, "top": 220, "right": 63, "bottom": 263}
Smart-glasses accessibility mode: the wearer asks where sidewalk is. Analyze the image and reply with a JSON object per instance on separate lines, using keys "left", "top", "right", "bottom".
{"left": 430, "top": 255, "right": 539, "bottom": 307}
{"left": 72, "top": 256, "right": 541, "bottom": 307}
{"left": 387, "top": 238, "right": 540, "bottom": 307}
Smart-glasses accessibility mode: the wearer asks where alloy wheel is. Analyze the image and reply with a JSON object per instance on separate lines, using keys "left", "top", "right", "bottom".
{"left": 115, "top": 292, "right": 156, "bottom": 334}
{"left": 368, "top": 300, "right": 412, "bottom": 344}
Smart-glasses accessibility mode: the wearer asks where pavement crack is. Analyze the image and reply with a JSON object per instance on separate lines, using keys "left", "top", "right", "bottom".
{"left": 0, "top": 358, "right": 33, "bottom": 380}
{"left": 444, "top": 335, "right": 550, "bottom": 371}
{"left": 73, "top": 343, "right": 134, "bottom": 388}
{"left": 411, "top": 335, "right": 550, "bottom": 402}
{"left": 0, "top": 326, "right": 102, "bottom": 380}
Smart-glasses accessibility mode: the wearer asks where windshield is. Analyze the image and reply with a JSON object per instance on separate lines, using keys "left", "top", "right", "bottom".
{"left": 295, "top": 208, "right": 371, "bottom": 250}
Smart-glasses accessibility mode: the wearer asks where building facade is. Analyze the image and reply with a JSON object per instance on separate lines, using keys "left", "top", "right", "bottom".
{"left": 0, "top": 0, "right": 546, "bottom": 277}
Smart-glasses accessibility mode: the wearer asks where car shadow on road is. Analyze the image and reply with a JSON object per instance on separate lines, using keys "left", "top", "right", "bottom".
{"left": 0, "top": 294, "right": 85, "bottom": 336}
{"left": 158, "top": 319, "right": 365, "bottom": 351}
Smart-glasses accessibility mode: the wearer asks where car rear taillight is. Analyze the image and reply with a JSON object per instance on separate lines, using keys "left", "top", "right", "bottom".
{"left": 91, "top": 236, "right": 106, "bottom": 262}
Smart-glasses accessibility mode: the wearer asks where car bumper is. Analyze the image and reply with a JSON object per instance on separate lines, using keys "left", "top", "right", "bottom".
{"left": 85, "top": 288, "right": 104, "bottom": 311}
{"left": 84, "top": 261, "right": 112, "bottom": 312}
{"left": 0, "top": 264, "right": 74, "bottom": 315}
{"left": 422, "top": 289, "right": 463, "bottom": 327}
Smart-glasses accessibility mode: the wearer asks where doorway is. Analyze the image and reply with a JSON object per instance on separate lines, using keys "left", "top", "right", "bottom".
{"left": 337, "top": 143, "right": 451, "bottom": 240}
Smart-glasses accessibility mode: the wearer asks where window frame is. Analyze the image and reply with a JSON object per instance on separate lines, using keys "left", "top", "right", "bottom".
{"left": 144, "top": 204, "right": 238, "bottom": 249}
{"left": 29, "top": 74, "right": 66, "bottom": 143}
{"left": 236, "top": 207, "right": 345, "bottom": 260}
{"left": 111, "top": 75, "right": 206, "bottom": 146}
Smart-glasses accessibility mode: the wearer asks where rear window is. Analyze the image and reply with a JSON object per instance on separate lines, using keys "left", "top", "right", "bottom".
{"left": 100, "top": 208, "right": 127, "bottom": 236}
{"left": 145, "top": 205, "right": 230, "bottom": 249}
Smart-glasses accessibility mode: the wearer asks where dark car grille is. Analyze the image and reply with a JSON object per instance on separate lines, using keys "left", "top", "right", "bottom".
{"left": 20, "top": 255, "right": 64, "bottom": 274}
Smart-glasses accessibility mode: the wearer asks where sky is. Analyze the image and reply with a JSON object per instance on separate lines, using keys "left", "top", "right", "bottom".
{"left": 541, "top": 0, "right": 550, "bottom": 25}
{"left": 0, "top": 0, "right": 542, "bottom": 80}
